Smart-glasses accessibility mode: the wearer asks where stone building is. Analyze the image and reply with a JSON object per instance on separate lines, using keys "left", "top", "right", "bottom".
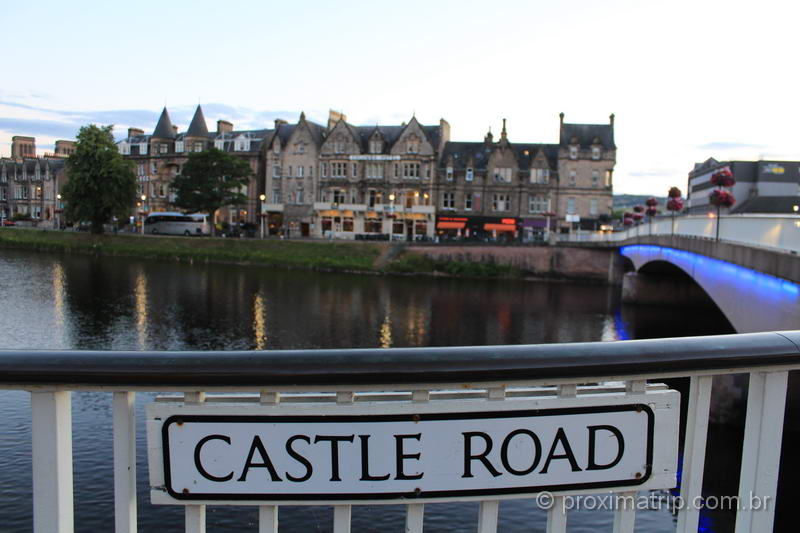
{"left": 435, "top": 114, "right": 615, "bottom": 241}
{"left": 117, "top": 105, "right": 269, "bottom": 227}
{"left": 10, "top": 136, "right": 36, "bottom": 159}
{"left": 0, "top": 156, "right": 66, "bottom": 227}
{"left": 315, "top": 111, "right": 446, "bottom": 239}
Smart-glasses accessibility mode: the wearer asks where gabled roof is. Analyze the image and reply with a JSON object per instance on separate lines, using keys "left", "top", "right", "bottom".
{"left": 441, "top": 142, "right": 559, "bottom": 171}
{"left": 152, "top": 107, "right": 177, "bottom": 139}
{"left": 185, "top": 105, "right": 210, "bottom": 138}
{"left": 560, "top": 123, "right": 615, "bottom": 149}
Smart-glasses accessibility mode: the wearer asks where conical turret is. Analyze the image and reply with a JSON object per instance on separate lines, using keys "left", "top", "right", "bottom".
{"left": 186, "top": 105, "right": 209, "bottom": 138}
{"left": 152, "top": 107, "right": 177, "bottom": 139}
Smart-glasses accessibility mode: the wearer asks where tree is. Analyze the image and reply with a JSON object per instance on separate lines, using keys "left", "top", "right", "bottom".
{"left": 171, "top": 148, "right": 252, "bottom": 235}
{"left": 62, "top": 124, "right": 136, "bottom": 234}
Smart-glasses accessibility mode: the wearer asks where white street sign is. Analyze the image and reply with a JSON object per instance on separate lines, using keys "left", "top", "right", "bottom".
{"left": 147, "top": 391, "right": 678, "bottom": 505}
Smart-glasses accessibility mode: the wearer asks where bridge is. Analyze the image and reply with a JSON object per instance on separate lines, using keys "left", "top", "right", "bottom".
{"left": 563, "top": 215, "right": 800, "bottom": 333}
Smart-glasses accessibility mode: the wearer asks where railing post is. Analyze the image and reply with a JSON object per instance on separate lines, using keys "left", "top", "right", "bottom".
{"left": 31, "top": 391, "right": 74, "bottom": 533}
{"left": 735, "top": 371, "right": 788, "bottom": 533}
{"left": 259, "top": 390, "right": 280, "bottom": 533}
{"left": 334, "top": 391, "right": 354, "bottom": 533}
{"left": 477, "top": 386, "right": 505, "bottom": 533}
{"left": 113, "top": 391, "right": 137, "bottom": 533}
{"left": 546, "top": 384, "right": 576, "bottom": 533}
{"left": 676, "top": 375, "right": 712, "bottom": 533}
{"left": 185, "top": 392, "right": 206, "bottom": 533}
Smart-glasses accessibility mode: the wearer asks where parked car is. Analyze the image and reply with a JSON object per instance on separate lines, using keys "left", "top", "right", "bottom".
{"left": 1, "top": 220, "right": 15, "bottom": 226}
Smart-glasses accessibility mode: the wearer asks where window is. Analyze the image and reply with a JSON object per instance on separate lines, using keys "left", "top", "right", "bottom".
{"left": 151, "top": 162, "right": 157, "bottom": 174}
{"left": 332, "top": 162, "right": 346, "bottom": 178}
{"left": 273, "top": 143, "right": 280, "bottom": 155}
{"left": 150, "top": 182, "right": 157, "bottom": 197}
{"left": 591, "top": 170, "right": 599, "bottom": 187}
{"left": 296, "top": 143, "right": 305, "bottom": 154}
{"left": 35, "top": 185, "right": 42, "bottom": 199}
{"left": 350, "top": 189, "right": 358, "bottom": 204}
{"left": 352, "top": 163, "right": 358, "bottom": 177}
{"left": 394, "top": 164, "right": 399, "bottom": 177}
{"left": 332, "top": 189, "right": 346, "bottom": 204}
{"left": 605, "top": 169, "right": 613, "bottom": 187}
{"left": 119, "top": 143, "right": 130, "bottom": 155}
{"left": 296, "top": 190, "right": 304, "bottom": 204}
{"left": 334, "top": 141, "right": 345, "bottom": 154}
{"left": 137, "top": 164, "right": 145, "bottom": 176}
{"left": 493, "top": 168, "right": 512, "bottom": 183}
{"left": 139, "top": 143, "right": 148, "bottom": 155}
{"left": 567, "top": 197, "right": 576, "bottom": 215}
{"left": 175, "top": 141, "right": 185, "bottom": 153}
{"left": 465, "top": 193, "right": 473, "bottom": 211}
{"left": 407, "top": 142, "right": 418, "bottom": 154}
{"left": 403, "top": 163, "right": 420, "bottom": 178}
{"left": 532, "top": 168, "right": 550, "bottom": 184}
{"left": 159, "top": 143, "right": 168, "bottom": 154}
{"left": 446, "top": 166, "right": 454, "bottom": 181}
{"left": 214, "top": 140, "right": 224, "bottom": 150}
{"left": 424, "top": 166, "right": 430, "bottom": 179}
{"left": 193, "top": 142, "right": 204, "bottom": 152}
{"left": 298, "top": 166, "right": 304, "bottom": 178}
{"left": 0, "top": 188, "right": 6, "bottom": 201}
{"left": 529, "top": 196, "right": 550, "bottom": 213}
{"left": 309, "top": 166, "right": 314, "bottom": 177}
{"left": 590, "top": 198, "right": 598, "bottom": 215}
{"left": 286, "top": 191, "right": 294, "bottom": 204}
{"left": 492, "top": 194, "right": 510, "bottom": 211}
{"left": 466, "top": 167, "right": 474, "bottom": 181}
{"left": 569, "top": 146, "right": 578, "bottom": 159}
{"left": 321, "top": 163, "right": 328, "bottom": 177}
{"left": 370, "top": 140, "right": 382, "bottom": 154}
{"left": 272, "top": 190, "right": 282, "bottom": 203}
{"left": 568, "top": 170, "right": 576, "bottom": 187}
{"left": 442, "top": 192, "right": 455, "bottom": 209}
{"left": 288, "top": 166, "right": 293, "bottom": 178}
{"left": 159, "top": 184, "right": 166, "bottom": 198}
{"left": 592, "top": 147, "right": 601, "bottom": 160}
{"left": 367, "top": 164, "right": 384, "bottom": 179}
{"left": 368, "top": 190, "right": 381, "bottom": 207}
{"left": 273, "top": 165, "right": 281, "bottom": 178}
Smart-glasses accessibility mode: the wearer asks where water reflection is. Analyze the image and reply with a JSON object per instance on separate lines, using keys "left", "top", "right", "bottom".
{"left": 253, "top": 292, "right": 267, "bottom": 350}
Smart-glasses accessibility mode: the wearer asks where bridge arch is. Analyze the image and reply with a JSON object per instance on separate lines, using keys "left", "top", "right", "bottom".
{"left": 621, "top": 245, "right": 800, "bottom": 333}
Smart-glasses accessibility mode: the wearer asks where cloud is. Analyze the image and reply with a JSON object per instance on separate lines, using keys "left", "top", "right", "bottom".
{"left": 697, "top": 141, "right": 764, "bottom": 150}
{"left": 628, "top": 169, "right": 679, "bottom": 178}
{"left": 0, "top": 118, "right": 81, "bottom": 139}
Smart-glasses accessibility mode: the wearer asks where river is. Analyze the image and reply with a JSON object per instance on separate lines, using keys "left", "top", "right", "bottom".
{"left": 0, "top": 249, "right": 739, "bottom": 532}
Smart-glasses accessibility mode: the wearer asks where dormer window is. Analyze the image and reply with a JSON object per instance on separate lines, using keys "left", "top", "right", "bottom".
{"left": 466, "top": 167, "right": 474, "bottom": 181}
{"left": 446, "top": 166, "right": 454, "bottom": 181}
{"left": 175, "top": 141, "right": 184, "bottom": 153}
{"left": 569, "top": 146, "right": 578, "bottom": 160}
{"left": 370, "top": 140, "right": 382, "bottom": 154}
{"left": 273, "top": 142, "right": 280, "bottom": 155}
{"left": 592, "top": 147, "right": 601, "bottom": 160}
{"left": 334, "top": 141, "right": 345, "bottom": 154}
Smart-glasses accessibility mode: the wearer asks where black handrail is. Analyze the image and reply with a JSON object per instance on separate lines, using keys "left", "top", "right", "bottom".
{"left": 1, "top": 331, "right": 798, "bottom": 387}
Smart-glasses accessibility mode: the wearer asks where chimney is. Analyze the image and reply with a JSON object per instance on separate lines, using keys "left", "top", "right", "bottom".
{"left": 172, "top": 125, "right": 178, "bottom": 135}
{"left": 127, "top": 127, "right": 144, "bottom": 139}
{"left": 327, "top": 109, "right": 346, "bottom": 130}
{"left": 559, "top": 112, "right": 565, "bottom": 125}
{"left": 501, "top": 118, "right": 507, "bottom": 140}
{"left": 484, "top": 128, "right": 493, "bottom": 145}
{"left": 217, "top": 120, "right": 233, "bottom": 133}
{"left": 609, "top": 113, "right": 615, "bottom": 127}
{"left": 274, "top": 119, "right": 288, "bottom": 129}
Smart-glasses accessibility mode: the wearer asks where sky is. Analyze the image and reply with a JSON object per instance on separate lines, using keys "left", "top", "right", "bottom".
{"left": 1, "top": 0, "right": 799, "bottom": 195}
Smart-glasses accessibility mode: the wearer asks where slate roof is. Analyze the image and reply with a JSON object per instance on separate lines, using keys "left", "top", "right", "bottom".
{"left": 732, "top": 196, "right": 800, "bottom": 214}
{"left": 152, "top": 107, "right": 177, "bottom": 139}
{"left": 440, "top": 142, "right": 558, "bottom": 171}
{"left": 185, "top": 105, "right": 210, "bottom": 138}
{"left": 214, "top": 129, "right": 272, "bottom": 153}
{"left": 560, "top": 123, "right": 615, "bottom": 149}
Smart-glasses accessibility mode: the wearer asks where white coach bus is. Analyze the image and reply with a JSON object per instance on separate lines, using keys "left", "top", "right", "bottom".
{"left": 143, "top": 212, "right": 210, "bottom": 236}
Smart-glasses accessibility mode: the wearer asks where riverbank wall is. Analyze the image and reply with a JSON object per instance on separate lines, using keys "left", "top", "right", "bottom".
{"left": 0, "top": 229, "right": 623, "bottom": 283}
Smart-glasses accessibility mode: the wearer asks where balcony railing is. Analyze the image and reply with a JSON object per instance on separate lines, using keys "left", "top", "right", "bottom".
{"left": 2, "top": 331, "right": 798, "bottom": 532}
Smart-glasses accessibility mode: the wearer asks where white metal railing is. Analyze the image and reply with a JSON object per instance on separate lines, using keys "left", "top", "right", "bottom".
{"left": 560, "top": 214, "right": 800, "bottom": 253}
{"left": 4, "top": 331, "right": 800, "bottom": 532}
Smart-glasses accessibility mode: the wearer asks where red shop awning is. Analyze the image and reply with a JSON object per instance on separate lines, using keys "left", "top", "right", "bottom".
{"left": 437, "top": 221, "right": 466, "bottom": 230}
{"left": 484, "top": 223, "right": 516, "bottom": 232}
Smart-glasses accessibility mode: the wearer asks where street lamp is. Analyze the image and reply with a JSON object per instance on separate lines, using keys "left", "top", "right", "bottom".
{"left": 388, "top": 193, "right": 396, "bottom": 242}
{"left": 793, "top": 205, "right": 799, "bottom": 213}
{"left": 56, "top": 194, "right": 62, "bottom": 230}
{"left": 259, "top": 193, "right": 267, "bottom": 239}
{"left": 140, "top": 195, "right": 147, "bottom": 235}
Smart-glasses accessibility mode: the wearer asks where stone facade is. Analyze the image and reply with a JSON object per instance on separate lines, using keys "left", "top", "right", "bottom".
{"left": 0, "top": 156, "right": 66, "bottom": 227}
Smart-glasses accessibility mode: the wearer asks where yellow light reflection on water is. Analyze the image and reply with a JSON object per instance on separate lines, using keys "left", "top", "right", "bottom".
{"left": 254, "top": 293, "right": 267, "bottom": 350}
{"left": 134, "top": 268, "right": 149, "bottom": 349}
{"left": 52, "top": 262, "right": 66, "bottom": 336}
{"left": 379, "top": 314, "right": 393, "bottom": 348}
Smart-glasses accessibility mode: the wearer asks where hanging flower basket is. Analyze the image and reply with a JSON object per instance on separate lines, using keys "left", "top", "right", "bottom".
{"left": 645, "top": 197, "right": 659, "bottom": 208}
{"left": 667, "top": 197, "right": 684, "bottom": 211}
{"left": 709, "top": 189, "right": 736, "bottom": 208}
{"left": 623, "top": 217, "right": 633, "bottom": 226}
{"left": 632, "top": 213, "right": 644, "bottom": 221}
{"left": 623, "top": 211, "right": 633, "bottom": 219}
{"left": 633, "top": 205, "right": 644, "bottom": 213}
{"left": 646, "top": 207, "right": 659, "bottom": 217}
{"left": 710, "top": 167, "right": 735, "bottom": 188}
{"left": 668, "top": 187, "right": 682, "bottom": 199}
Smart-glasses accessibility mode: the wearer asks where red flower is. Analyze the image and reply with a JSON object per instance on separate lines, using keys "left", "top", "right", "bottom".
{"left": 632, "top": 213, "right": 644, "bottom": 221}
{"left": 668, "top": 186, "right": 682, "bottom": 198}
{"left": 645, "top": 197, "right": 659, "bottom": 207}
{"left": 667, "top": 197, "right": 684, "bottom": 211}
{"left": 633, "top": 205, "right": 644, "bottom": 213}
{"left": 646, "top": 207, "right": 658, "bottom": 217}
{"left": 623, "top": 217, "right": 633, "bottom": 226}
{"left": 711, "top": 167, "right": 735, "bottom": 188}
{"left": 709, "top": 189, "right": 736, "bottom": 208}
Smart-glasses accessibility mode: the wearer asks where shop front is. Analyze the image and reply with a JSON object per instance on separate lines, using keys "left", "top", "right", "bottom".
{"left": 435, "top": 216, "right": 521, "bottom": 242}
{"left": 521, "top": 215, "right": 556, "bottom": 242}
